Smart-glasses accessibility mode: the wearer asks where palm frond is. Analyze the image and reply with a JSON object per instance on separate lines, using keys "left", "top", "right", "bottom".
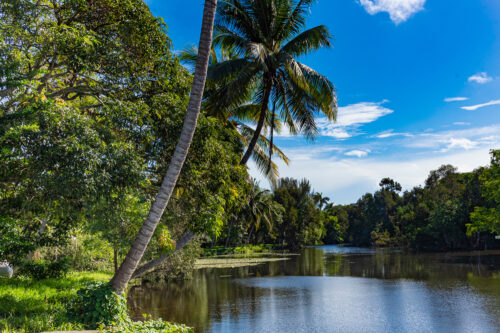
{"left": 281, "top": 25, "right": 332, "bottom": 58}
{"left": 274, "top": 0, "right": 317, "bottom": 41}
{"left": 252, "top": 142, "right": 279, "bottom": 186}
{"left": 216, "top": 0, "right": 262, "bottom": 41}
{"left": 239, "top": 123, "right": 290, "bottom": 165}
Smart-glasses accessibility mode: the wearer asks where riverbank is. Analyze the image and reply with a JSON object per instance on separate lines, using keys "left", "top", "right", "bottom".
{"left": 197, "top": 244, "right": 298, "bottom": 269}
{"left": 0, "top": 272, "right": 111, "bottom": 332}
{"left": 0, "top": 272, "right": 191, "bottom": 333}
{"left": 195, "top": 256, "right": 292, "bottom": 269}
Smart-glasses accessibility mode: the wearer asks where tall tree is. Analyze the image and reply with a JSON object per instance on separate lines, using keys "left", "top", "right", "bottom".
{"left": 180, "top": 44, "right": 290, "bottom": 185}
{"left": 243, "top": 185, "right": 284, "bottom": 244}
{"left": 110, "top": 0, "right": 218, "bottom": 293}
{"left": 0, "top": 0, "right": 187, "bottom": 267}
{"left": 209, "top": 0, "right": 337, "bottom": 166}
{"left": 469, "top": 150, "right": 500, "bottom": 235}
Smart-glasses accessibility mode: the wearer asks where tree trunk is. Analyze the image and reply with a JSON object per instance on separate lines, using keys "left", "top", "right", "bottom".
{"left": 240, "top": 79, "right": 272, "bottom": 165}
{"left": 130, "top": 230, "right": 195, "bottom": 279}
{"left": 267, "top": 102, "right": 276, "bottom": 173}
{"left": 110, "top": 0, "right": 217, "bottom": 294}
{"left": 113, "top": 248, "right": 118, "bottom": 274}
{"left": 225, "top": 215, "right": 234, "bottom": 248}
{"left": 246, "top": 224, "right": 254, "bottom": 245}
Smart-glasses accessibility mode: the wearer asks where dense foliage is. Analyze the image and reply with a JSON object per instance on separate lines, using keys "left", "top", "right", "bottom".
{"left": 0, "top": 0, "right": 250, "bottom": 275}
{"left": 324, "top": 150, "right": 500, "bottom": 251}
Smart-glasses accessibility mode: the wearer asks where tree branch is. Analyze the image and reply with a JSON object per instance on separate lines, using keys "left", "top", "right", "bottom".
{"left": 130, "top": 230, "right": 195, "bottom": 279}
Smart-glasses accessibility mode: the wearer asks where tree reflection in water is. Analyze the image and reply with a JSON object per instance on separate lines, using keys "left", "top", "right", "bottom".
{"left": 128, "top": 246, "right": 500, "bottom": 332}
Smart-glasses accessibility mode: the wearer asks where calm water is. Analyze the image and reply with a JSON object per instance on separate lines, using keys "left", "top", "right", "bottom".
{"left": 128, "top": 246, "right": 500, "bottom": 333}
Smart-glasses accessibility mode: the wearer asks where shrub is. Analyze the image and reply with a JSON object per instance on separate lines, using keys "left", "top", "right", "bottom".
{"left": 145, "top": 240, "right": 202, "bottom": 283}
{"left": 69, "top": 282, "right": 129, "bottom": 328}
{"left": 37, "top": 233, "right": 114, "bottom": 272}
{"left": 69, "top": 282, "right": 192, "bottom": 332}
{"left": 19, "top": 258, "right": 70, "bottom": 280}
{"left": 101, "top": 319, "right": 192, "bottom": 333}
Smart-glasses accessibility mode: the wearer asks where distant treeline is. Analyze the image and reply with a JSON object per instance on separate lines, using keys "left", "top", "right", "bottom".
{"left": 216, "top": 150, "right": 499, "bottom": 251}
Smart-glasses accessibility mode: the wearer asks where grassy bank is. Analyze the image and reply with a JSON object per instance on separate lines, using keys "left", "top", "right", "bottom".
{"left": 0, "top": 271, "right": 111, "bottom": 332}
{"left": 195, "top": 257, "right": 291, "bottom": 269}
{"left": 0, "top": 272, "right": 191, "bottom": 333}
{"left": 197, "top": 245, "right": 297, "bottom": 269}
{"left": 202, "top": 244, "right": 285, "bottom": 257}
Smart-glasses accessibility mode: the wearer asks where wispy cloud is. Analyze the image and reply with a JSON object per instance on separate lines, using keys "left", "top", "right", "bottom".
{"left": 444, "top": 97, "right": 468, "bottom": 102}
{"left": 345, "top": 150, "right": 370, "bottom": 158}
{"left": 440, "top": 138, "right": 477, "bottom": 152}
{"left": 251, "top": 147, "right": 494, "bottom": 204}
{"left": 453, "top": 122, "right": 470, "bottom": 126}
{"left": 253, "top": 123, "right": 500, "bottom": 203}
{"left": 461, "top": 99, "right": 500, "bottom": 111}
{"left": 358, "top": 0, "right": 426, "bottom": 24}
{"left": 402, "top": 125, "right": 500, "bottom": 152}
{"left": 374, "top": 130, "right": 412, "bottom": 138}
{"left": 316, "top": 101, "right": 393, "bottom": 138}
{"left": 468, "top": 72, "right": 492, "bottom": 84}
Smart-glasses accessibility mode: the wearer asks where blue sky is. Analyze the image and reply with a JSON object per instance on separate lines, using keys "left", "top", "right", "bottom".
{"left": 148, "top": 0, "right": 500, "bottom": 204}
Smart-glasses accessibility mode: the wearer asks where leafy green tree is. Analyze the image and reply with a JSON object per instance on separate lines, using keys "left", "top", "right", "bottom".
{"left": 273, "top": 178, "right": 325, "bottom": 249}
{"left": 242, "top": 184, "right": 284, "bottom": 244}
{"left": 0, "top": 100, "right": 143, "bottom": 266}
{"left": 0, "top": 0, "right": 191, "bottom": 272}
{"left": 209, "top": 0, "right": 337, "bottom": 165}
{"left": 468, "top": 150, "right": 500, "bottom": 235}
{"left": 323, "top": 204, "right": 349, "bottom": 244}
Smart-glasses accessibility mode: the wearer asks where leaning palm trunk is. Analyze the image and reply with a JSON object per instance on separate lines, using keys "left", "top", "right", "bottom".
{"left": 110, "top": 0, "right": 218, "bottom": 293}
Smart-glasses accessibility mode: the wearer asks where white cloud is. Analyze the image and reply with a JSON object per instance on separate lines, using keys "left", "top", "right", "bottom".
{"left": 273, "top": 101, "right": 392, "bottom": 139}
{"left": 461, "top": 99, "right": 500, "bottom": 111}
{"left": 345, "top": 150, "right": 370, "bottom": 158}
{"left": 251, "top": 123, "right": 500, "bottom": 203}
{"left": 336, "top": 101, "right": 393, "bottom": 127}
{"left": 468, "top": 72, "right": 492, "bottom": 84}
{"left": 374, "top": 130, "right": 412, "bottom": 138}
{"left": 441, "top": 138, "right": 478, "bottom": 152}
{"left": 251, "top": 147, "right": 493, "bottom": 204}
{"left": 358, "top": 0, "right": 426, "bottom": 24}
{"left": 321, "top": 128, "right": 352, "bottom": 139}
{"left": 453, "top": 122, "right": 470, "bottom": 126}
{"left": 403, "top": 125, "right": 500, "bottom": 151}
{"left": 444, "top": 97, "right": 468, "bottom": 102}
{"left": 316, "top": 101, "right": 393, "bottom": 138}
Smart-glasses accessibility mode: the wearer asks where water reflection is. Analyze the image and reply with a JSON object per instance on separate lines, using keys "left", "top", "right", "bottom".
{"left": 128, "top": 246, "right": 500, "bottom": 332}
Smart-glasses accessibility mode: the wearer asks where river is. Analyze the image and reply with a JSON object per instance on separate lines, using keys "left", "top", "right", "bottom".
{"left": 128, "top": 245, "right": 500, "bottom": 333}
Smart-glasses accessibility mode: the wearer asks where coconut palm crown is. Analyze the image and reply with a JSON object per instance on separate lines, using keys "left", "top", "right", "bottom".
{"left": 209, "top": 0, "right": 338, "bottom": 165}
{"left": 180, "top": 45, "right": 290, "bottom": 185}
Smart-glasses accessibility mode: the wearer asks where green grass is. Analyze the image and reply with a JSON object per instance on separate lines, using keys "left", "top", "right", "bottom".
{"left": 0, "top": 271, "right": 111, "bottom": 332}
{"left": 202, "top": 244, "right": 282, "bottom": 257}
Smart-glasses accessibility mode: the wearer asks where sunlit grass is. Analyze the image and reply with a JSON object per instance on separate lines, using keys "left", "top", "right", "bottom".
{"left": 0, "top": 271, "right": 112, "bottom": 332}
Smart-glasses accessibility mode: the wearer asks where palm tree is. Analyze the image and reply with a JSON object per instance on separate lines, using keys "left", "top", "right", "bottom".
{"left": 312, "top": 192, "right": 330, "bottom": 210}
{"left": 180, "top": 45, "right": 290, "bottom": 185}
{"left": 209, "top": 0, "right": 337, "bottom": 166}
{"left": 243, "top": 184, "right": 284, "bottom": 244}
{"left": 110, "top": 0, "right": 218, "bottom": 294}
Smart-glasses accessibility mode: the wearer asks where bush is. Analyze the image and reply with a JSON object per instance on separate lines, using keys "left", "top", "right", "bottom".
{"left": 69, "top": 282, "right": 129, "bottom": 328}
{"left": 19, "top": 258, "right": 70, "bottom": 280}
{"left": 69, "top": 282, "right": 192, "bottom": 332}
{"left": 36, "top": 233, "right": 114, "bottom": 272}
{"left": 101, "top": 319, "right": 192, "bottom": 333}
{"left": 145, "top": 240, "right": 202, "bottom": 283}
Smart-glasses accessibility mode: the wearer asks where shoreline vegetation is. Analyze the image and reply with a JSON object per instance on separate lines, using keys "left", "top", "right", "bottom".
{"left": 1, "top": 244, "right": 499, "bottom": 332}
